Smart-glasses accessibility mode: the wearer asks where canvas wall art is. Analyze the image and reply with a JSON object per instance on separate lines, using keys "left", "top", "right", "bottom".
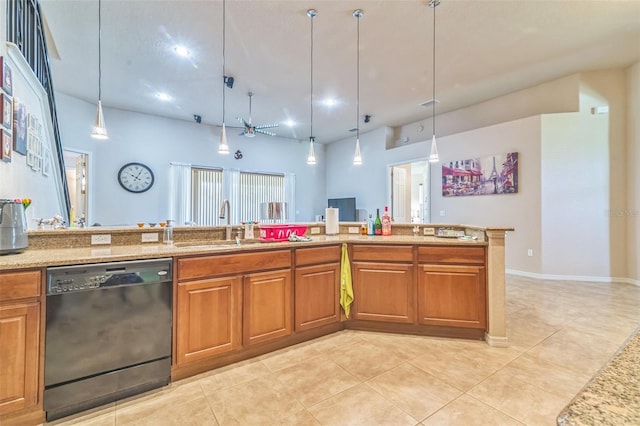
{"left": 442, "top": 152, "right": 518, "bottom": 197}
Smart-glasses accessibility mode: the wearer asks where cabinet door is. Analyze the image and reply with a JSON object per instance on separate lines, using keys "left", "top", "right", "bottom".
{"left": 352, "top": 262, "right": 414, "bottom": 323}
{"left": 295, "top": 263, "right": 340, "bottom": 332}
{"left": 0, "top": 302, "right": 40, "bottom": 415}
{"left": 176, "top": 276, "right": 242, "bottom": 365}
{"left": 418, "top": 264, "right": 486, "bottom": 328}
{"left": 244, "top": 270, "right": 292, "bottom": 346}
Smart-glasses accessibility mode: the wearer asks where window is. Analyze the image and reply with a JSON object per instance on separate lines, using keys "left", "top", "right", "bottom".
{"left": 170, "top": 164, "right": 293, "bottom": 226}
{"left": 191, "top": 167, "right": 223, "bottom": 226}
{"left": 238, "top": 171, "right": 285, "bottom": 223}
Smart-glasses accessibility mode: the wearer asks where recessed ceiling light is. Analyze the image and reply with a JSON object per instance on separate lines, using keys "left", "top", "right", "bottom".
{"left": 173, "top": 45, "right": 191, "bottom": 58}
{"left": 284, "top": 119, "right": 295, "bottom": 127}
{"left": 322, "top": 98, "right": 337, "bottom": 107}
{"left": 156, "top": 92, "right": 172, "bottom": 101}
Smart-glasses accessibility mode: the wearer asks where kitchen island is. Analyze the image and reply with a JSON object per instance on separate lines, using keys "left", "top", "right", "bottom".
{"left": 0, "top": 223, "right": 511, "bottom": 425}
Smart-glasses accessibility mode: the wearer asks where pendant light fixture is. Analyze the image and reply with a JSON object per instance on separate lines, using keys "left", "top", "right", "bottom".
{"left": 307, "top": 9, "right": 317, "bottom": 165}
{"left": 428, "top": 0, "right": 440, "bottom": 163}
{"left": 218, "top": 0, "right": 230, "bottom": 154}
{"left": 353, "top": 9, "right": 363, "bottom": 166}
{"left": 91, "top": 0, "right": 108, "bottom": 140}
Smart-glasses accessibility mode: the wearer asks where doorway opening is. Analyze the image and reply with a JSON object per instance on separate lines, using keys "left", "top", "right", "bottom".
{"left": 63, "top": 149, "right": 89, "bottom": 226}
{"left": 389, "top": 160, "right": 430, "bottom": 223}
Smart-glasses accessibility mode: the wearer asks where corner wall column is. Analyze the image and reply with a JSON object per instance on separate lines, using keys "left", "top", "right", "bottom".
{"left": 485, "top": 228, "right": 511, "bottom": 347}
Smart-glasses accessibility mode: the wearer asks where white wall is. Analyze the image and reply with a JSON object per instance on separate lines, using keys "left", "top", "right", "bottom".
{"left": 541, "top": 69, "right": 628, "bottom": 280}
{"left": 430, "top": 117, "right": 542, "bottom": 274}
{"left": 0, "top": 43, "right": 67, "bottom": 226}
{"left": 56, "top": 93, "right": 326, "bottom": 225}
{"left": 325, "top": 126, "right": 431, "bottom": 219}
{"left": 327, "top": 68, "right": 637, "bottom": 282}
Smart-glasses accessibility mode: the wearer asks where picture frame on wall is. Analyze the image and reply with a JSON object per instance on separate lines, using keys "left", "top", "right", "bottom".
{"left": 13, "top": 100, "right": 27, "bottom": 155}
{"left": 0, "top": 57, "right": 12, "bottom": 96}
{"left": 1, "top": 129, "right": 12, "bottom": 162}
{"left": 442, "top": 152, "right": 519, "bottom": 197}
{"left": 0, "top": 93, "right": 12, "bottom": 129}
{"left": 42, "top": 147, "right": 51, "bottom": 177}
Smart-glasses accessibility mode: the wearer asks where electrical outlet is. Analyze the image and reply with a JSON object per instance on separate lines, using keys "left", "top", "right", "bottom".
{"left": 141, "top": 233, "right": 159, "bottom": 243}
{"left": 91, "top": 234, "right": 111, "bottom": 245}
{"left": 439, "top": 210, "right": 446, "bottom": 216}
{"left": 423, "top": 227, "right": 435, "bottom": 236}
{"left": 348, "top": 226, "right": 360, "bottom": 234}
{"left": 310, "top": 227, "right": 320, "bottom": 235}
{"left": 527, "top": 249, "right": 533, "bottom": 257}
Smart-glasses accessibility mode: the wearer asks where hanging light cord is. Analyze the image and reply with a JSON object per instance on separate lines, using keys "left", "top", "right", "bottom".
{"left": 432, "top": 1, "right": 436, "bottom": 138}
{"left": 310, "top": 12, "right": 314, "bottom": 141}
{"left": 98, "top": 0, "right": 102, "bottom": 101}
{"left": 222, "top": 0, "right": 226, "bottom": 124}
{"left": 356, "top": 12, "right": 360, "bottom": 142}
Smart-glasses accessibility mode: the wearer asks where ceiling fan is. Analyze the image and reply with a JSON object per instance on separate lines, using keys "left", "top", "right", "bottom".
{"left": 236, "top": 92, "right": 279, "bottom": 137}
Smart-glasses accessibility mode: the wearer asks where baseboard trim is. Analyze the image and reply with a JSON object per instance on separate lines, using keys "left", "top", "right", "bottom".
{"left": 485, "top": 333, "right": 509, "bottom": 348}
{"left": 506, "top": 269, "right": 640, "bottom": 286}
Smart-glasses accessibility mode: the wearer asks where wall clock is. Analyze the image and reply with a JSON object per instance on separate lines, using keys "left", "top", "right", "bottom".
{"left": 117, "top": 162, "right": 154, "bottom": 193}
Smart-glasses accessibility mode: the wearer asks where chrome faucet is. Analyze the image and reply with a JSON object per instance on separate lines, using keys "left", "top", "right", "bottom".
{"left": 219, "top": 199, "right": 232, "bottom": 240}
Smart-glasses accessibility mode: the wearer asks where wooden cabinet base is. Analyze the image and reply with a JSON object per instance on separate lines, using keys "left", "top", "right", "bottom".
{"left": 171, "top": 322, "right": 343, "bottom": 382}
{"left": 345, "top": 320, "right": 485, "bottom": 341}
{"left": 0, "top": 407, "right": 45, "bottom": 426}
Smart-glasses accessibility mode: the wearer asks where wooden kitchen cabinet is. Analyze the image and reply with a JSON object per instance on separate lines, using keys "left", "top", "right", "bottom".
{"left": 417, "top": 246, "right": 486, "bottom": 329}
{"left": 243, "top": 269, "right": 292, "bottom": 346}
{"left": 294, "top": 245, "right": 341, "bottom": 332}
{"left": 176, "top": 276, "right": 242, "bottom": 365}
{"left": 0, "top": 270, "right": 42, "bottom": 421}
{"left": 351, "top": 245, "right": 415, "bottom": 324}
{"left": 175, "top": 249, "right": 292, "bottom": 366}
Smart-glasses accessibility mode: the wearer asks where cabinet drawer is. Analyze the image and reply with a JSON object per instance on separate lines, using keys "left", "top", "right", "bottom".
{"left": 178, "top": 250, "right": 291, "bottom": 281}
{"left": 418, "top": 246, "right": 485, "bottom": 265}
{"left": 351, "top": 245, "right": 413, "bottom": 262}
{"left": 295, "top": 245, "right": 341, "bottom": 266}
{"left": 0, "top": 270, "right": 41, "bottom": 302}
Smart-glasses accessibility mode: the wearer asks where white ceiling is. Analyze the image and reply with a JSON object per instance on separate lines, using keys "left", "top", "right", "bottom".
{"left": 40, "top": 0, "right": 640, "bottom": 144}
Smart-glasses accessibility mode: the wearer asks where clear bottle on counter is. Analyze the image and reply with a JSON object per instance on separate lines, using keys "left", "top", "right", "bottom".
{"left": 368, "top": 214, "right": 375, "bottom": 236}
{"left": 163, "top": 220, "right": 174, "bottom": 244}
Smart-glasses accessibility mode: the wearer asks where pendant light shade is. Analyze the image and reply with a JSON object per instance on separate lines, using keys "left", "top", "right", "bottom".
{"left": 307, "top": 9, "right": 318, "bottom": 165}
{"left": 91, "top": 100, "right": 108, "bottom": 139}
{"left": 218, "top": 0, "right": 229, "bottom": 154}
{"left": 91, "top": 0, "right": 108, "bottom": 140}
{"left": 307, "top": 137, "right": 316, "bottom": 165}
{"left": 353, "top": 9, "right": 363, "bottom": 166}
{"left": 219, "top": 123, "right": 229, "bottom": 154}
{"left": 428, "top": 0, "right": 439, "bottom": 163}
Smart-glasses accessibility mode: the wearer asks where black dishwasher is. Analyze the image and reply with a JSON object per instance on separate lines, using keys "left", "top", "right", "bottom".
{"left": 44, "top": 258, "right": 173, "bottom": 421}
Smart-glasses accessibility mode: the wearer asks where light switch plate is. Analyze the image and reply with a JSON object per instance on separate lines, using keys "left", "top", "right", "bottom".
{"left": 141, "top": 233, "right": 159, "bottom": 242}
{"left": 423, "top": 227, "right": 435, "bottom": 236}
{"left": 91, "top": 234, "right": 111, "bottom": 245}
{"left": 310, "top": 227, "right": 320, "bottom": 235}
{"left": 348, "top": 227, "right": 359, "bottom": 234}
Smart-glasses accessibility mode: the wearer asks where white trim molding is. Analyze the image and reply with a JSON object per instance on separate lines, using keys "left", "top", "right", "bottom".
{"left": 507, "top": 269, "right": 640, "bottom": 286}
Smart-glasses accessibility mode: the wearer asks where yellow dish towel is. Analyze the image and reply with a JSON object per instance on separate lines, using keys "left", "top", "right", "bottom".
{"left": 340, "top": 243, "right": 354, "bottom": 318}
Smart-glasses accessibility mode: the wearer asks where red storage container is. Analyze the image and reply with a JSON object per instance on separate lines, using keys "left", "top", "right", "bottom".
{"left": 259, "top": 224, "right": 308, "bottom": 242}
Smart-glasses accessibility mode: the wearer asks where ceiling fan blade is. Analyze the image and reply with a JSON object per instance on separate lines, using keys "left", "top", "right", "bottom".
{"left": 217, "top": 124, "right": 244, "bottom": 129}
{"left": 255, "top": 123, "right": 279, "bottom": 130}
{"left": 256, "top": 129, "right": 276, "bottom": 137}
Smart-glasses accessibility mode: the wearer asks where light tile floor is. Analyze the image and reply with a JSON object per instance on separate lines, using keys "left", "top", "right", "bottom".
{"left": 49, "top": 275, "right": 640, "bottom": 426}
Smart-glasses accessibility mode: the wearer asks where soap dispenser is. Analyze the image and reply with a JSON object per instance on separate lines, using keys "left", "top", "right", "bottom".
{"left": 163, "top": 220, "right": 174, "bottom": 244}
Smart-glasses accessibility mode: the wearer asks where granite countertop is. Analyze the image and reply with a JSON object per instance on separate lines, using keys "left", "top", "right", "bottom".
{"left": 557, "top": 327, "right": 640, "bottom": 425}
{"left": 0, "top": 234, "right": 487, "bottom": 271}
